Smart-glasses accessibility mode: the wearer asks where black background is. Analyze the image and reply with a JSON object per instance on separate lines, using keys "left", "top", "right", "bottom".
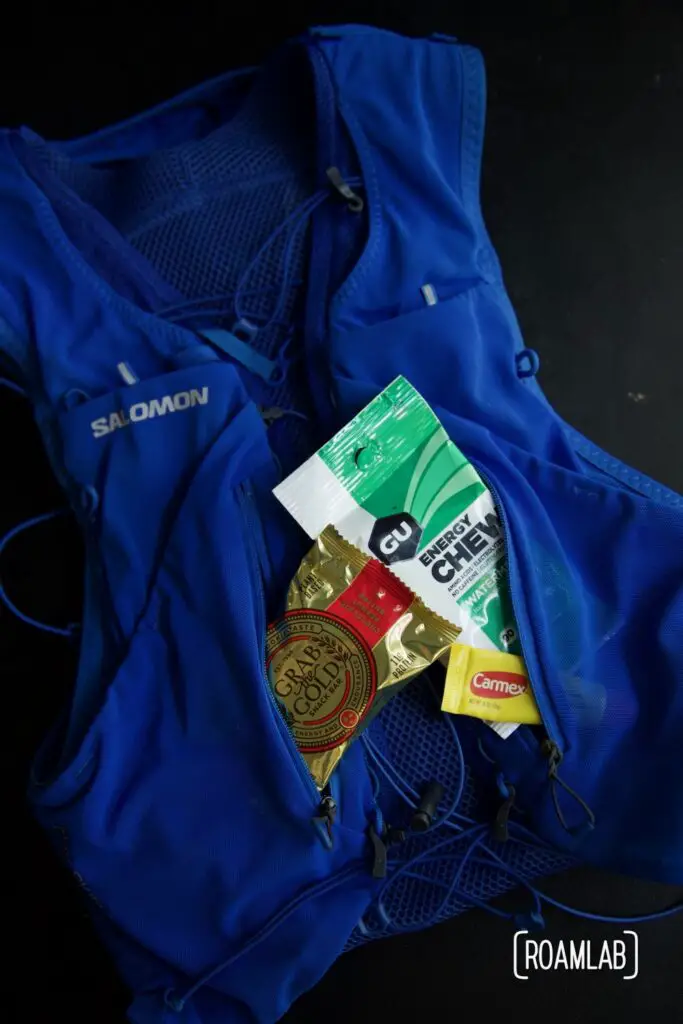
{"left": 5, "top": 2, "right": 683, "bottom": 1021}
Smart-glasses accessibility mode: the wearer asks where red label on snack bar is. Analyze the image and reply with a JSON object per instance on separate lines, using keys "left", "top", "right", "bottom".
{"left": 328, "top": 560, "right": 412, "bottom": 649}
{"left": 470, "top": 671, "right": 528, "bottom": 699}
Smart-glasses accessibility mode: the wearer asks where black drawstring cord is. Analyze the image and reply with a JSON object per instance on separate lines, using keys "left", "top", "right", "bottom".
{"left": 541, "top": 739, "right": 596, "bottom": 834}
{"left": 479, "top": 735, "right": 595, "bottom": 838}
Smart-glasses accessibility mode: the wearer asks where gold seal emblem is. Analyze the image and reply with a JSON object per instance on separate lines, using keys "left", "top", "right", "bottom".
{"left": 266, "top": 609, "right": 377, "bottom": 753}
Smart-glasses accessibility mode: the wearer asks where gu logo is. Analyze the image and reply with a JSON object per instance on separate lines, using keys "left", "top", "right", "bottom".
{"left": 368, "top": 513, "right": 422, "bottom": 565}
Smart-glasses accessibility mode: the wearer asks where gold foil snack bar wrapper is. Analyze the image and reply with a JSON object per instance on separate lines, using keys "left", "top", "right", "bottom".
{"left": 266, "top": 527, "right": 460, "bottom": 788}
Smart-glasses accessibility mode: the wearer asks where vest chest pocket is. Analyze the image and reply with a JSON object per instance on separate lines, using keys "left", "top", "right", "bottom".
{"left": 36, "top": 363, "right": 279, "bottom": 793}
{"left": 57, "top": 362, "right": 263, "bottom": 638}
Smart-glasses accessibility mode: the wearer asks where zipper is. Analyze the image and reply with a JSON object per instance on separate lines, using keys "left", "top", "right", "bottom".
{"left": 304, "top": 43, "right": 338, "bottom": 438}
{"left": 237, "top": 482, "right": 336, "bottom": 843}
{"left": 470, "top": 463, "right": 603, "bottom": 836}
{"left": 473, "top": 465, "right": 600, "bottom": 836}
{"left": 312, "top": 792, "right": 338, "bottom": 846}
{"left": 470, "top": 460, "right": 563, "bottom": 754}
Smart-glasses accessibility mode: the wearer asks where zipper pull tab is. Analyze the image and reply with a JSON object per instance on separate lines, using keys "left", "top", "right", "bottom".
{"left": 368, "top": 822, "right": 388, "bottom": 879}
{"left": 493, "top": 779, "right": 516, "bottom": 843}
{"left": 541, "top": 737, "right": 596, "bottom": 836}
{"left": 259, "top": 406, "right": 285, "bottom": 426}
{"left": 313, "top": 793, "right": 337, "bottom": 846}
{"left": 541, "top": 737, "right": 563, "bottom": 774}
{"left": 326, "top": 167, "right": 364, "bottom": 213}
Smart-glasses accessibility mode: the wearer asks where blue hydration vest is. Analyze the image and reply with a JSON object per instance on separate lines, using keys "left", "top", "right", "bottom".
{"left": 1, "top": 24, "right": 681, "bottom": 1023}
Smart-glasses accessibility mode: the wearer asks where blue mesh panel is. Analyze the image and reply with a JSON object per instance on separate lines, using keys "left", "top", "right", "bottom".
{"left": 348, "top": 675, "right": 574, "bottom": 946}
{"left": 36, "top": 51, "right": 316, "bottom": 472}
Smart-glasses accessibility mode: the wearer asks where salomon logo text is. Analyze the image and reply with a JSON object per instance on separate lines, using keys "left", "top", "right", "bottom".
{"left": 91, "top": 387, "right": 209, "bottom": 438}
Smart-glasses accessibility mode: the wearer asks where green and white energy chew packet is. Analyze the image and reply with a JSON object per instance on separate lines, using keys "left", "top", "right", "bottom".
{"left": 274, "top": 377, "right": 520, "bottom": 653}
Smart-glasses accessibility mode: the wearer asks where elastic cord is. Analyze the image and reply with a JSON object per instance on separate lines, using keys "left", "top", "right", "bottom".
{"left": 361, "top": 672, "right": 476, "bottom": 831}
{"left": 233, "top": 176, "right": 361, "bottom": 332}
{"left": 0, "top": 376, "right": 27, "bottom": 397}
{"left": 360, "top": 676, "right": 586, "bottom": 938}
{"left": 375, "top": 825, "right": 514, "bottom": 933}
{"left": 158, "top": 187, "right": 338, "bottom": 388}
{"left": 0, "top": 510, "right": 77, "bottom": 638}
{"left": 158, "top": 283, "right": 302, "bottom": 322}
{"left": 531, "top": 890, "right": 682, "bottom": 925}
{"left": 362, "top": 731, "right": 474, "bottom": 830}
{"left": 260, "top": 406, "right": 310, "bottom": 427}
{"left": 233, "top": 189, "right": 330, "bottom": 328}
{"left": 172, "top": 308, "right": 292, "bottom": 329}
{"left": 476, "top": 839, "right": 682, "bottom": 925}
{"left": 160, "top": 175, "right": 360, "bottom": 393}
{"left": 361, "top": 696, "right": 561, "bottom": 840}
{"left": 165, "top": 863, "right": 363, "bottom": 1011}
{"left": 549, "top": 768, "right": 596, "bottom": 834}
{"left": 374, "top": 825, "right": 561, "bottom": 937}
